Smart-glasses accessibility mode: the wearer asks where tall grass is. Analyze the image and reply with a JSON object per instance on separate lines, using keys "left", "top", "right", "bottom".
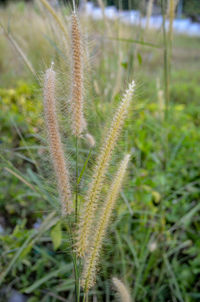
{"left": 39, "top": 2, "right": 135, "bottom": 300}
{"left": 43, "top": 65, "right": 73, "bottom": 215}
{"left": 112, "top": 277, "right": 131, "bottom": 302}
{"left": 1, "top": 1, "right": 200, "bottom": 301}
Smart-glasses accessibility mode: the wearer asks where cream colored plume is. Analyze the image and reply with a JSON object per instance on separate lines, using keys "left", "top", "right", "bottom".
{"left": 70, "top": 12, "right": 86, "bottom": 136}
{"left": 112, "top": 277, "right": 131, "bottom": 302}
{"left": 81, "top": 154, "right": 130, "bottom": 291}
{"left": 85, "top": 133, "right": 96, "bottom": 147}
{"left": 76, "top": 81, "right": 135, "bottom": 257}
{"left": 43, "top": 65, "right": 73, "bottom": 215}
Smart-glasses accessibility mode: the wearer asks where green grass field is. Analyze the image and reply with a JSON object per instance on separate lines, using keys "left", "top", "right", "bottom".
{"left": 1, "top": 1, "right": 200, "bottom": 301}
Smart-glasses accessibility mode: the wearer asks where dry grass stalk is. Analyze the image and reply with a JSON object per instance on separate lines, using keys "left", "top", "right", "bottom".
{"left": 168, "top": 0, "right": 177, "bottom": 44}
{"left": 156, "top": 78, "right": 165, "bottom": 120}
{"left": 76, "top": 81, "right": 135, "bottom": 257}
{"left": 44, "top": 65, "right": 73, "bottom": 215}
{"left": 81, "top": 154, "right": 130, "bottom": 291}
{"left": 0, "top": 23, "right": 37, "bottom": 79}
{"left": 71, "top": 12, "right": 86, "bottom": 136}
{"left": 112, "top": 277, "right": 131, "bottom": 302}
{"left": 145, "top": 0, "right": 154, "bottom": 30}
{"left": 96, "top": 0, "right": 112, "bottom": 37}
{"left": 39, "top": 0, "right": 69, "bottom": 41}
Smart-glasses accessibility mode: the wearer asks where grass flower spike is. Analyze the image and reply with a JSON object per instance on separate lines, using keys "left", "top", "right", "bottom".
{"left": 71, "top": 12, "right": 86, "bottom": 136}
{"left": 112, "top": 277, "right": 131, "bottom": 302}
{"left": 44, "top": 64, "right": 73, "bottom": 215}
{"left": 76, "top": 81, "right": 135, "bottom": 257}
{"left": 85, "top": 133, "right": 96, "bottom": 147}
{"left": 81, "top": 154, "right": 130, "bottom": 291}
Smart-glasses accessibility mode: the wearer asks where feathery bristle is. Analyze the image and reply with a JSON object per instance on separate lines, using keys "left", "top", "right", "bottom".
{"left": 81, "top": 154, "right": 130, "bottom": 291}
{"left": 43, "top": 66, "right": 73, "bottom": 215}
{"left": 71, "top": 12, "right": 86, "bottom": 136}
{"left": 76, "top": 81, "right": 135, "bottom": 257}
{"left": 85, "top": 133, "right": 96, "bottom": 147}
{"left": 112, "top": 277, "right": 131, "bottom": 302}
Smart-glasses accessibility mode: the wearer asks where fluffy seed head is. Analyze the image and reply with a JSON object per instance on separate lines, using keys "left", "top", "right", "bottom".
{"left": 85, "top": 133, "right": 96, "bottom": 147}
{"left": 70, "top": 12, "right": 86, "bottom": 136}
{"left": 76, "top": 81, "right": 135, "bottom": 257}
{"left": 81, "top": 154, "right": 130, "bottom": 291}
{"left": 112, "top": 277, "right": 131, "bottom": 302}
{"left": 43, "top": 65, "right": 73, "bottom": 215}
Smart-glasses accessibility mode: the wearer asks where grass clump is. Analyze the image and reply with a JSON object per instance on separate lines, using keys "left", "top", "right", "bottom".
{"left": 1, "top": 1, "right": 200, "bottom": 302}
{"left": 38, "top": 4, "right": 135, "bottom": 300}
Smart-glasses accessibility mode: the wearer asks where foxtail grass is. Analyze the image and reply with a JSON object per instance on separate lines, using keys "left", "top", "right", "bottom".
{"left": 85, "top": 133, "right": 96, "bottom": 147}
{"left": 43, "top": 65, "right": 73, "bottom": 215}
{"left": 71, "top": 12, "right": 86, "bottom": 136}
{"left": 112, "top": 277, "right": 131, "bottom": 302}
{"left": 76, "top": 81, "right": 135, "bottom": 258}
{"left": 39, "top": 6, "right": 135, "bottom": 300}
{"left": 81, "top": 154, "right": 130, "bottom": 292}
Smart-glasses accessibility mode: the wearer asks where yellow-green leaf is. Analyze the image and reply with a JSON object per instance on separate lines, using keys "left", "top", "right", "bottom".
{"left": 50, "top": 221, "right": 62, "bottom": 250}
{"left": 152, "top": 191, "right": 161, "bottom": 203}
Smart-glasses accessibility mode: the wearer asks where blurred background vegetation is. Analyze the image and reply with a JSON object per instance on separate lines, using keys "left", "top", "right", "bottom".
{"left": 0, "top": 0, "right": 200, "bottom": 301}
{"left": 1, "top": 0, "right": 200, "bottom": 17}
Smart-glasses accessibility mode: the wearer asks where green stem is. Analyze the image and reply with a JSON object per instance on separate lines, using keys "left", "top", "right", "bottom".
{"left": 161, "top": 0, "right": 170, "bottom": 169}
{"left": 161, "top": 0, "right": 170, "bottom": 122}
{"left": 75, "top": 137, "right": 79, "bottom": 224}
{"left": 74, "top": 254, "right": 80, "bottom": 302}
{"left": 83, "top": 292, "right": 88, "bottom": 302}
{"left": 64, "top": 221, "right": 80, "bottom": 302}
{"left": 74, "top": 136, "right": 80, "bottom": 302}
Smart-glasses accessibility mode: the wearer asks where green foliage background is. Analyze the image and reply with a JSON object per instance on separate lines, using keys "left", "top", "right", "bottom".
{"left": 1, "top": 1, "right": 200, "bottom": 302}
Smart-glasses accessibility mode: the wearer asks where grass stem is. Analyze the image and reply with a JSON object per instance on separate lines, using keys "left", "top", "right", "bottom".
{"left": 161, "top": 0, "right": 170, "bottom": 122}
{"left": 161, "top": 0, "right": 170, "bottom": 169}
{"left": 75, "top": 136, "right": 80, "bottom": 301}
